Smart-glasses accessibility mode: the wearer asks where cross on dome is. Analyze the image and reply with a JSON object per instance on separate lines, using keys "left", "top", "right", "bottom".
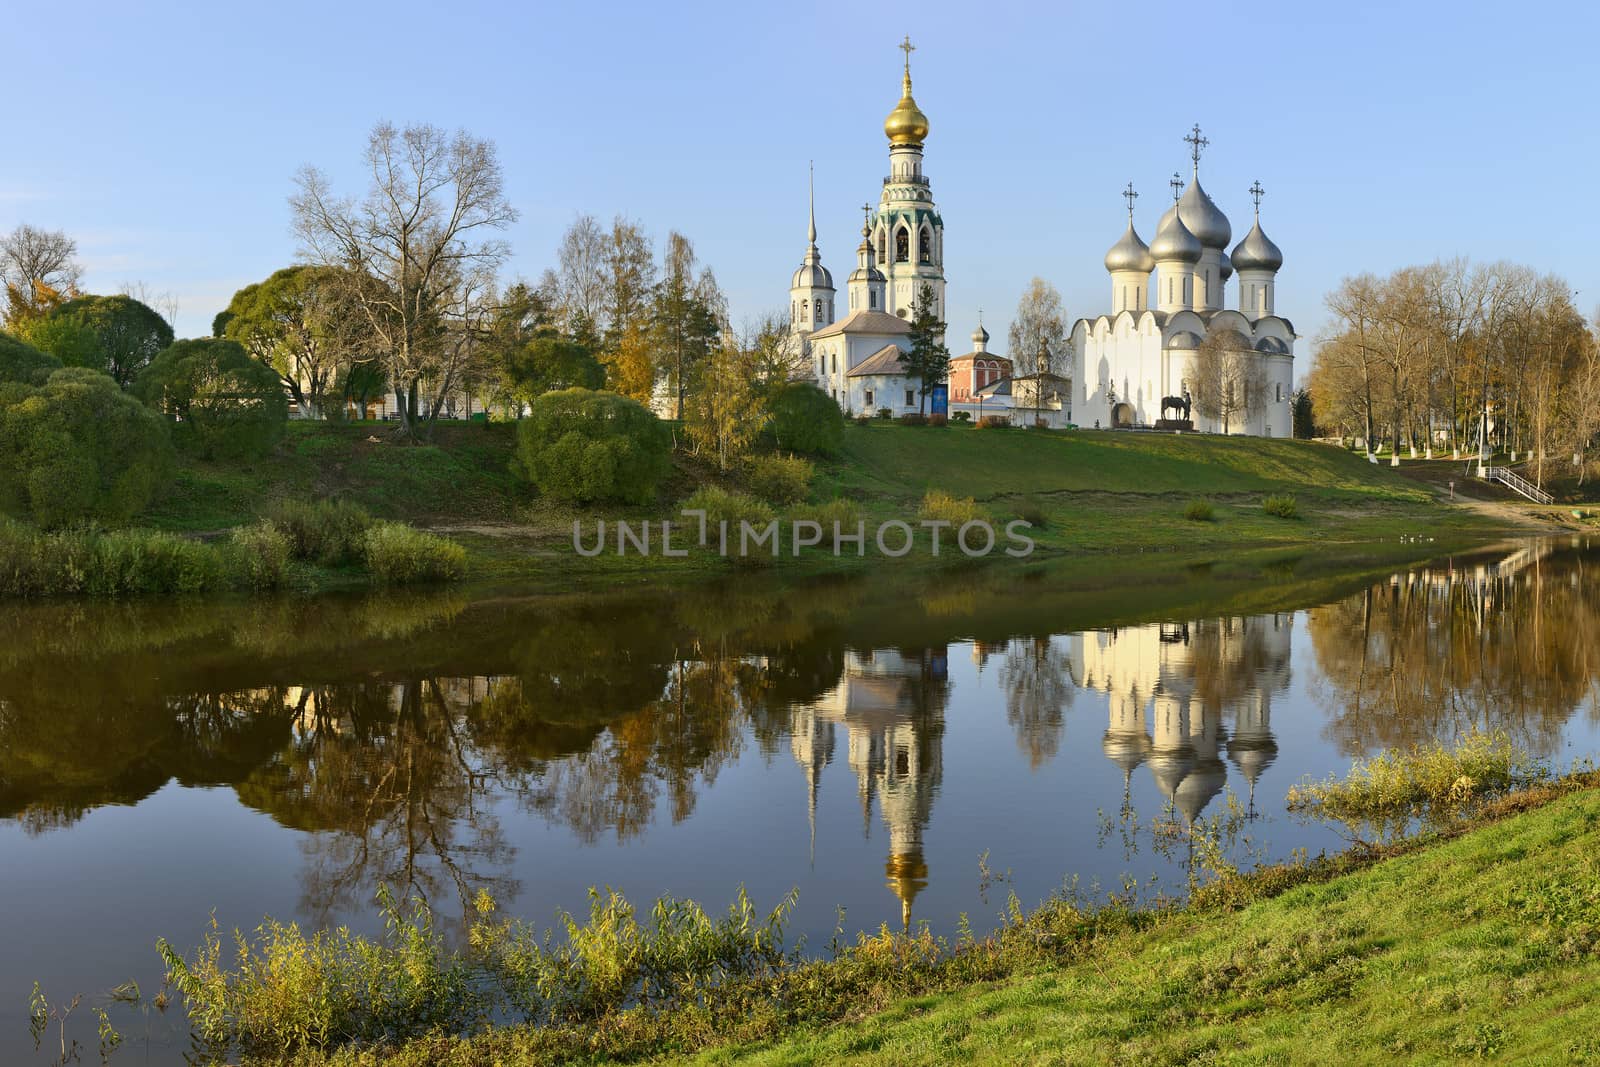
{"left": 1184, "top": 124, "right": 1209, "bottom": 174}
{"left": 899, "top": 35, "right": 915, "bottom": 73}
{"left": 1249, "top": 180, "right": 1266, "bottom": 214}
{"left": 1122, "top": 181, "right": 1138, "bottom": 218}
{"left": 1169, "top": 172, "right": 1184, "bottom": 203}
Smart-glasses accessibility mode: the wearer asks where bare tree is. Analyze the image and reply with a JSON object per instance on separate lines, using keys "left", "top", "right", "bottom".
{"left": 1190, "top": 329, "right": 1265, "bottom": 435}
{"left": 1323, "top": 273, "right": 1384, "bottom": 456}
{"left": 554, "top": 214, "right": 608, "bottom": 332}
{"left": 0, "top": 224, "right": 82, "bottom": 322}
{"left": 290, "top": 122, "right": 517, "bottom": 436}
{"left": 1007, "top": 277, "right": 1068, "bottom": 375}
{"left": 119, "top": 280, "right": 179, "bottom": 329}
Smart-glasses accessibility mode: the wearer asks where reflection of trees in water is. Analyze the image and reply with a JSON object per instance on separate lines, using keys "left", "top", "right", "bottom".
{"left": 508, "top": 652, "right": 768, "bottom": 843}
{"left": 1307, "top": 552, "right": 1600, "bottom": 756}
{"left": 235, "top": 680, "right": 514, "bottom": 925}
{"left": 998, "top": 637, "right": 1077, "bottom": 768}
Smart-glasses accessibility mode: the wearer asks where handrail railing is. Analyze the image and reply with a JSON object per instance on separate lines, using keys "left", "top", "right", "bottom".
{"left": 1486, "top": 466, "right": 1554, "bottom": 504}
{"left": 883, "top": 174, "right": 930, "bottom": 187}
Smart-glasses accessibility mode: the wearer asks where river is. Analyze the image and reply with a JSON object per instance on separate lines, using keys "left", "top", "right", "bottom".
{"left": 2, "top": 537, "right": 1597, "bottom": 1062}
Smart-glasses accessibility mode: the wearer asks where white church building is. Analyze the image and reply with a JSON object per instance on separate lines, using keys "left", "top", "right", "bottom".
{"left": 1070, "top": 130, "right": 1295, "bottom": 437}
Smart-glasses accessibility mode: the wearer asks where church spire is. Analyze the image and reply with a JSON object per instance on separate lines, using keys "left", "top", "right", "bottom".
{"left": 807, "top": 160, "right": 817, "bottom": 245}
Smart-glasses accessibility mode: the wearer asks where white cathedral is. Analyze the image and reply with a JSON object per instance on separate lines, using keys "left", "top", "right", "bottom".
{"left": 1069, "top": 130, "right": 1295, "bottom": 438}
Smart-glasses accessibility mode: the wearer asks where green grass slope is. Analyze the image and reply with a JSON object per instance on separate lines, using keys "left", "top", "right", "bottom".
{"left": 824, "top": 424, "right": 1430, "bottom": 502}
{"left": 701, "top": 787, "right": 1600, "bottom": 1066}
{"left": 131, "top": 421, "right": 1515, "bottom": 591}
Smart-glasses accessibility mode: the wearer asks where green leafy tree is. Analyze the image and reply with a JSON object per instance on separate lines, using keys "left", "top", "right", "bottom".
{"left": 0, "top": 367, "right": 175, "bottom": 526}
{"left": 135, "top": 338, "right": 289, "bottom": 460}
{"left": 0, "top": 332, "right": 64, "bottom": 385}
{"left": 767, "top": 382, "right": 844, "bottom": 456}
{"left": 512, "top": 388, "right": 672, "bottom": 504}
{"left": 685, "top": 336, "right": 763, "bottom": 472}
{"left": 217, "top": 266, "right": 366, "bottom": 418}
{"left": 41, "top": 294, "right": 174, "bottom": 386}
{"left": 497, "top": 333, "right": 605, "bottom": 409}
{"left": 903, "top": 282, "right": 950, "bottom": 414}
{"left": 652, "top": 232, "right": 724, "bottom": 419}
{"left": 15, "top": 312, "right": 100, "bottom": 370}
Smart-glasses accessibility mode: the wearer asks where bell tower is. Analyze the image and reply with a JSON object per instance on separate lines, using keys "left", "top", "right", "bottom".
{"left": 875, "top": 37, "right": 945, "bottom": 326}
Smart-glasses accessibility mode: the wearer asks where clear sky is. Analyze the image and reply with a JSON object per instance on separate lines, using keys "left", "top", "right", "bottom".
{"left": 5, "top": 0, "right": 1597, "bottom": 372}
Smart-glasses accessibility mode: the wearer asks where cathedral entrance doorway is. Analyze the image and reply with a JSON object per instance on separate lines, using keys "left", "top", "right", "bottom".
{"left": 1111, "top": 402, "right": 1135, "bottom": 429}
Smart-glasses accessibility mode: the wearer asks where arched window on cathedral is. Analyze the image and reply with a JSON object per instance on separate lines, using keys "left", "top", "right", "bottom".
{"left": 800, "top": 302, "right": 808, "bottom": 323}
{"left": 877, "top": 230, "right": 886, "bottom": 262}
{"left": 813, "top": 299, "right": 821, "bottom": 322}
{"left": 895, "top": 227, "right": 909, "bottom": 263}
{"left": 870, "top": 290, "right": 878, "bottom": 309}
{"left": 919, "top": 228, "right": 930, "bottom": 261}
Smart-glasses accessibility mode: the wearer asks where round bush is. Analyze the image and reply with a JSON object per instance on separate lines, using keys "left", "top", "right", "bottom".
{"left": 513, "top": 389, "right": 672, "bottom": 505}
{"left": 767, "top": 383, "right": 844, "bottom": 456}
{"left": 135, "top": 338, "right": 288, "bottom": 460}
{"left": 0, "top": 332, "right": 64, "bottom": 386}
{"left": 0, "top": 368, "right": 176, "bottom": 528}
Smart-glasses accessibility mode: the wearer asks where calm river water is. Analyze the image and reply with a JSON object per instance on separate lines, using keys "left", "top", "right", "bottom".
{"left": 2, "top": 538, "right": 1598, "bottom": 1062}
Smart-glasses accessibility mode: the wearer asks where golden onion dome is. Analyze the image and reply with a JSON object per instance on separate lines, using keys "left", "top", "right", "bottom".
{"left": 884, "top": 70, "right": 929, "bottom": 146}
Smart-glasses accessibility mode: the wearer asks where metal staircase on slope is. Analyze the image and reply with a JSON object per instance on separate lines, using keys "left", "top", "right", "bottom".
{"left": 1484, "top": 466, "right": 1554, "bottom": 505}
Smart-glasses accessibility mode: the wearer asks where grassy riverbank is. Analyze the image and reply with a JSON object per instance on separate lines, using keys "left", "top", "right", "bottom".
{"left": 177, "top": 764, "right": 1600, "bottom": 1066}
{"left": 129, "top": 421, "right": 1529, "bottom": 595}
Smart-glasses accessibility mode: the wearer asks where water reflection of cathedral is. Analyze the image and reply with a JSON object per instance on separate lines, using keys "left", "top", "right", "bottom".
{"left": 1074, "top": 616, "right": 1290, "bottom": 820}
{"left": 790, "top": 648, "right": 947, "bottom": 928}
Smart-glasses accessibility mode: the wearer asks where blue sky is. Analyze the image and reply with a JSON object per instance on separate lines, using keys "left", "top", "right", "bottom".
{"left": 5, "top": 0, "right": 1596, "bottom": 372}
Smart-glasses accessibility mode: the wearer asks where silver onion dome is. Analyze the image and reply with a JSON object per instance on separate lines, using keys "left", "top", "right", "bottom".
{"left": 1177, "top": 177, "right": 1232, "bottom": 249}
{"left": 1149, "top": 207, "right": 1202, "bottom": 263}
{"left": 1104, "top": 221, "right": 1156, "bottom": 273}
{"left": 792, "top": 259, "right": 834, "bottom": 290}
{"left": 1231, "top": 218, "right": 1283, "bottom": 272}
{"left": 972, "top": 322, "right": 990, "bottom": 345}
{"left": 1219, "top": 250, "right": 1233, "bottom": 281}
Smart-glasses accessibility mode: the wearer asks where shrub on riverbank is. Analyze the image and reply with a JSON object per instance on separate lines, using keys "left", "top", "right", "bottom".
{"left": 920, "top": 489, "right": 985, "bottom": 526}
{"left": 0, "top": 367, "right": 175, "bottom": 527}
{"left": 745, "top": 454, "right": 814, "bottom": 505}
{"left": 1184, "top": 498, "right": 1215, "bottom": 522}
{"left": 1262, "top": 493, "right": 1298, "bottom": 518}
{"left": 227, "top": 521, "right": 292, "bottom": 591}
{"left": 0, "top": 520, "right": 223, "bottom": 596}
{"left": 0, "top": 514, "right": 464, "bottom": 597}
{"left": 268, "top": 498, "right": 374, "bottom": 565}
{"left": 362, "top": 522, "right": 467, "bottom": 584}
{"left": 512, "top": 389, "right": 672, "bottom": 505}
{"left": 680, "top": 486, "right": 776, "bottom": 531}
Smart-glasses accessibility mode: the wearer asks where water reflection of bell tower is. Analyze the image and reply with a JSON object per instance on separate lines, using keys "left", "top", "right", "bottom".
{"left": 792, "top": 647, "right": 947, "bottom": 929}
{"left": 789, "top": 705, "right": 836, "bottom": 862}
